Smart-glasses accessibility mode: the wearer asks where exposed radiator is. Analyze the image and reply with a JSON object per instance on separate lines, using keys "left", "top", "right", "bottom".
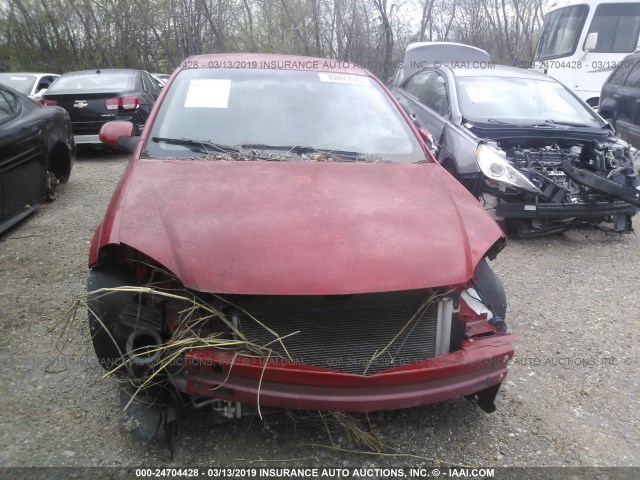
{"left": 235, "top": 293, "right": 451, "bottom": 375}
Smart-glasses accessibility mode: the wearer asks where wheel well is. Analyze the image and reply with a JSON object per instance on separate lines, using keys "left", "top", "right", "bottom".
{"left": 440, "top": 158, "right": 458, "bottom": 176}
{"left": 440, "top": 157, "right": 484, "bottom": 198}
{"left": 47, "top": 143, "right": 71, "bottom": 183}
{"left": 586, "top": 97, "right": 599, "bottom": 108}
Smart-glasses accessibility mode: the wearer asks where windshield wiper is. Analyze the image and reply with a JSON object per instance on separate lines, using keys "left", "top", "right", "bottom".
{"left": 481, "top": 119, "right": 594, "bottom": 129}
{"left": 542, "top": 119, "right": 592, "bottom": 128}
{"left": 525, "top": 119, "right": 593, "bottom": 129}
{"left": 152, "top": 137, "right": 244, "bottom": 154}
{"left": 241, "top": 144, "right": 389, "bottom": 162}
{"left": 241, "top": 144, "right": 298, "bottom": 151}
{"left": 242, "top": 144, "right": 335, "bottom": 155}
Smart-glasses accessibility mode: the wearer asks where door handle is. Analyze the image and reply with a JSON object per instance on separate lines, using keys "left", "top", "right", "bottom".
{"left": 31, "top": 126, "right": 41, "bottom": 134}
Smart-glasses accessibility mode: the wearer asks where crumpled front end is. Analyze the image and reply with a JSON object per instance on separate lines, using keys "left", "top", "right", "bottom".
{"left": 88, "top": 253, "right": 515, "bottom": 418}
{"left": 176, "top": 334, "right": 514, "bottom": 415}
{"left": 477, "top": 137, "right": 640, "bottom": 236}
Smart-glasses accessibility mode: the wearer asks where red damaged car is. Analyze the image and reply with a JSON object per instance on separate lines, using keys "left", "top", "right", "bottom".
{"left": 87, "top": 54, "right": 516, "bottom": 440}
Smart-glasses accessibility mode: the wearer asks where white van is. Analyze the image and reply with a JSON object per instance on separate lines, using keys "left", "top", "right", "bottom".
{"left": 532, "top": 0, "right": 640, "bottom": 106}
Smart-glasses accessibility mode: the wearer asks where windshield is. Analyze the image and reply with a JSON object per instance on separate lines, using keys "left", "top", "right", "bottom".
{"left": 145, "top": 68, "right": 426, "bottom": 163}
{"left": 587, "top": 3, "right": 640, "bottom": 53}
{"left": 47, "top": 72, "right": 135, "bottom": 92}
{"left": 0, "top": 74, "right": 36, "bottom": 95}
{"left": 456, "top": 76, "right": 605, "bottom": 128}
{"left": 535, "top": 5, "right": 589, "bottom": 60}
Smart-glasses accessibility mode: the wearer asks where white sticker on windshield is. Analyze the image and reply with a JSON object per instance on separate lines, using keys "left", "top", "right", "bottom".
{"left": 184, "top": 79, "right": 231, "bottom": 108}
{"left": 465, "top": 86, "right": 494, "bottom": 103}
{"left": 318, "top": 72, "right": 369, "bottom": 86}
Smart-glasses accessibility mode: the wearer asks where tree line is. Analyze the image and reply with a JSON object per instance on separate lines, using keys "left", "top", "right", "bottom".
{"left": 0, "top": 0, "right": 545, "bottom": 80}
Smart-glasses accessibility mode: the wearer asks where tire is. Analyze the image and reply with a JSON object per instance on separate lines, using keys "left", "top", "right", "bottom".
{"left": 87, "top": 264, "right": 137, "bottom": 371}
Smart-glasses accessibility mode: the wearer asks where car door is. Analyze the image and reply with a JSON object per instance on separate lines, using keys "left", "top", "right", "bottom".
{"left": 600, "top": 60, "right": 634, "bottom": 135}
{"left": 139, "top": 72, "right": 159, "bottom": 125}
{"left": 396, "top": 69, "right": 450, "bottom": 155}
{"left": 145, "top": 72, "right": 161, "bottom": 100}
{"left": 0, "top": 88, "right": 48, "bottom": 224}
{"left": 618, "top": 61, "right": 640, "bottom": 147}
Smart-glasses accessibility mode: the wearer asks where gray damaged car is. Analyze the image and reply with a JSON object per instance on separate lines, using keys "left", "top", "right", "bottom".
{"left": 391, "top": 43, "right": 640, "bottom": 237}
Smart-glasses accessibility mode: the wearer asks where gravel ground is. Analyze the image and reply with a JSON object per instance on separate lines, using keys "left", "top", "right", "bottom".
{"left": 0, "top": 150, "right": 638, "bottom": 469}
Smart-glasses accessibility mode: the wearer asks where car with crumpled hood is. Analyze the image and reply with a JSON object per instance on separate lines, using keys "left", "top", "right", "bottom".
{"left": 86, "top": 53, "right": 516, "bottom": 441}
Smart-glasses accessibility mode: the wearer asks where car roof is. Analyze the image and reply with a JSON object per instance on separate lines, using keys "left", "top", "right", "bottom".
{"left": 185, "top": 53, "right": 370, "bottom": 76}
{"left": 448, "top": 64, "right": 556, "bottom": 81}
{"left": 403, "top": 42, "right": 490, "bottom": 80}
{"left": 60, "top": 69, "right": 140, "bottom": 77}
{"left": 0, "top": 72, "right": 59, "bottom": 77}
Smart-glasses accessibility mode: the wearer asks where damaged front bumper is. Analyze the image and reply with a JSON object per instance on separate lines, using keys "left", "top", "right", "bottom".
{"left": 561, "top": 160, "right": 640, "bottom": 208}
{"left": 495, "top": 200, "right": 637, "bottom": 219}
{"left": 490, "top": 161, "right": 640, "bottom": 232}
{"left": 169, "top": 334, "right": 516, "bottom": 413}
{"left": 494, "top": 199, "right": 637, "bottom": 233}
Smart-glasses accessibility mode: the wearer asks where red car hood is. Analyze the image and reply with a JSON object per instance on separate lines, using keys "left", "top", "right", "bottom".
{"left": 93, "top": 159, "right": 504, "bottom": 294}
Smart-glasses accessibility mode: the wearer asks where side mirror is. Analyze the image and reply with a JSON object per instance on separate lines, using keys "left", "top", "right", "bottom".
{"left": 418, "top": 127, "right": 437, "bottom": 154}
{"left": 584, "top": 32, "right": 598, "bottom": 52}
{"left": 99, "top": 121, "right": 138, "bottom": 153}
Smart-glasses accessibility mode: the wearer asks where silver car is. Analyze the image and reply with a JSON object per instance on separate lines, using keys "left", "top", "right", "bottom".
{"left": 0, "top": 72, "right": 60, "bottom": 99}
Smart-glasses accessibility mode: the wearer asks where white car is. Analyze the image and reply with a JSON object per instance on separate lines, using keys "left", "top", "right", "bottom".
{"left": 150, "top": 73, "right": 169, "bottom": 86}
{"left": 0, "top": 72, "right": 60, "bottom": 99}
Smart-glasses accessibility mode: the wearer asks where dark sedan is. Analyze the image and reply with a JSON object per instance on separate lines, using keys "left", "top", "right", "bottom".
{"left": 0, "top": 84, "right": 75, "bottom": 234}
{"left": 599, "top": 52, "right": 640, "bottom": 154}
{"left": 393, "top": 44, "right": 640, "bottom": 237}
{"left": 41, "top": 69, "right": 160, "bottom": 145}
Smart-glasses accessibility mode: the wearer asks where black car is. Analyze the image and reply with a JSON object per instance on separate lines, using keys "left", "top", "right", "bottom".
{"left": 392, "top": 47, "right": 640, "bottom": 236}
{"left": 599, "top": 52, "right": 640, "bottom": 152}
{"left": 0, "top": 84, "right": 75, "bottom": 234}
{"left": 41, "top": 69, "right": 160, "bottom": 145}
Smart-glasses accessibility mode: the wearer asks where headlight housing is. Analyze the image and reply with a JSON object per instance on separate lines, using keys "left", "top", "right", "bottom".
{"left": 476, "top": 145, "right": 541, "bottom": 194}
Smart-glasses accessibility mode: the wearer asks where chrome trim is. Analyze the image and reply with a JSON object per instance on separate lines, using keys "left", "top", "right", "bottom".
{"left": 74, "top": 134, "right": 101, "bottom": 144}
{"left": 435, "top": 297, "right": 453, "bottom": 356}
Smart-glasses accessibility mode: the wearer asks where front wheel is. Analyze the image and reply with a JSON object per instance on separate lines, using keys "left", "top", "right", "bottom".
{"left": 87, "top": 265, "right": 138, "bottom": 370}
